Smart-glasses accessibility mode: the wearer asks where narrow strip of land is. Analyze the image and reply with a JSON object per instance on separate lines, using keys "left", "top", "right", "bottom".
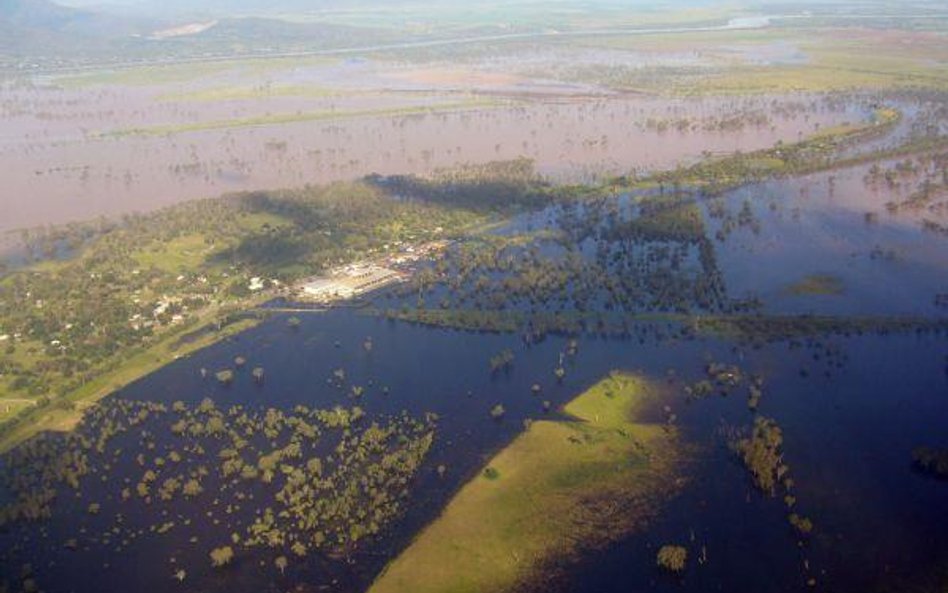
{"left": 369, "top": 372, "right": 684, "bottom": 593}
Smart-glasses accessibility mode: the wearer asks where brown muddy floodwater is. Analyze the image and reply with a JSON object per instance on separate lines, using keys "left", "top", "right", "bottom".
{"left": 0, "top": 64, "right": 861, "bottom": 233}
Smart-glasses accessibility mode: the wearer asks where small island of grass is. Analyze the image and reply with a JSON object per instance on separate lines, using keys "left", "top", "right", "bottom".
{"left": 785, "top": 274, "right": 845, "bottom": 296}
{"left": 369, "top": 372, "right": 685, "bottom": 593}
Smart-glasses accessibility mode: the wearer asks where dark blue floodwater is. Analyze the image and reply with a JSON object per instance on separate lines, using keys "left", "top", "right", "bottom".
{"left": 707, "top": 166, "right": 948, "bottom": 317}
{"left": 561, "top": 332, "right": 948, "bottom": 593}
{"left": 3, "top": 306, "right": 944, "bottom": 593}
{"left": 0, "top": 307, "right": 711, "bottom": 593}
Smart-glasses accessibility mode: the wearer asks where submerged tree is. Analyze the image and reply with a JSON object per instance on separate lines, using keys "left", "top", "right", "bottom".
{"left": 489, "top": 349, "right": 515, "bottom": 373}
{"left": 554, "top": 366, "right": 566, "bottom": 382}
{"left": 788, "top": 513, "right": 814, "bottom": 536}
{"left": 656, "top": 545, "right": 688, "bottom": 573}
{"left": 291, "top": 541, "right": 307, "bottom": 557}
{"left": 0, "top": 395, "right": 437, "bottom": 578}
{"left": 210, "top": 546, "right": 234, "bottom": 568}
{"left": 732, "top": 416, "right": 784, "bottom": 495}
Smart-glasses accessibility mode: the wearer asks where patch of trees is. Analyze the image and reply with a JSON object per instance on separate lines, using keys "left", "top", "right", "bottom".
{"left": 730, "top": 416, "right": 815, "bottom": 541}
{"left": 732, "top": 416, "right": 786, "bottom": 496}
{"left": 0, "top": 396, "right": 437, "bottom": 583}
{"left": 384, "top": 190, "right": 736, "bottom": 338}
{"left": 637, "top": 105, "right": 906, "bottom": 195}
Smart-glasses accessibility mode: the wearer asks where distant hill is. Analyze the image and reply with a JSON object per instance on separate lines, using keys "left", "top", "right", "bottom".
{"left": 174, "top": 16, "right": 395, "bottom": 49}
{"left": 0, "top": 0, "right": 397, "bottom": 69}
{"left": 0, "top": 0, "right": 87, "bottom": 29}
{"left": 0, "top": 0, "right": 159, "bottom": 36}
{"left": 0, "top": 0, "right": 164, "bottom": 65}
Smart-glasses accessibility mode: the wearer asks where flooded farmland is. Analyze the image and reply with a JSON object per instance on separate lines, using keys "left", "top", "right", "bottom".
{"left": 1, "top": 58, "right": 864, "bottom": 233}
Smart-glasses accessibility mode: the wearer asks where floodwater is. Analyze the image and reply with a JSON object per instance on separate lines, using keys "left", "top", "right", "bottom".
{"left": 706, "top": 167, "right": 948, "bottom": 316}
{"left": 564, "top": 332, "right": 948, "bottom": 593}
{"left": 2, "top": 140, "right": 947, "bottom": 593}
{"left": 0, "top": 57, "right": 865, "bottom": 235}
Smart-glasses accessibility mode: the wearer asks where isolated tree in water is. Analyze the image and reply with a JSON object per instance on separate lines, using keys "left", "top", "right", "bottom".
{"left": 656, "top": 545, "right": 687, "bottom": 573}
{"left": 210, "top": 546, "right": 234, "bottom": 568}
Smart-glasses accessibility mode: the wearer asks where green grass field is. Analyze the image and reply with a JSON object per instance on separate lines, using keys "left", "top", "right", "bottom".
{"left": 369, "top": 371, "right": 684, "bottom": 593}
{"left": 130, "top": 213, "right": 290, "bottom": 273}
{"left": 131, "top": 234, "right": 218, "bottom": 273}
{"left": 0, "top": 399, "right": 36, "bottom": 422}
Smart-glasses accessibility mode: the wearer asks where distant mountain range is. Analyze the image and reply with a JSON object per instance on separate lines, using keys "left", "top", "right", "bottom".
{"left": 0, "top": 0, "right": 398, "bottom": 69}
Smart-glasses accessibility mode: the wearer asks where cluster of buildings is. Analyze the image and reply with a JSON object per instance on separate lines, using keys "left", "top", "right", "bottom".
{"left": 296, "top": 240, "right": 451, "bottom": 304}
{"left": 299, "top": 264, "right": 404, "bottom": 302}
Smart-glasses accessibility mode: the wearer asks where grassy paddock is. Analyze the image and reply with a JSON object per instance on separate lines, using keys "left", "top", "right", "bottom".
{"left": 131, "top": 233, "right": 218, "bottom": 273}
{"left": 369, "top": 371, "right": 684, "bottom": 593}
{"left": 129, "top": 211, "right": 292, "bottom": 272}
{"left": 0, "top": 399, "right": 36, "bottom": 422}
